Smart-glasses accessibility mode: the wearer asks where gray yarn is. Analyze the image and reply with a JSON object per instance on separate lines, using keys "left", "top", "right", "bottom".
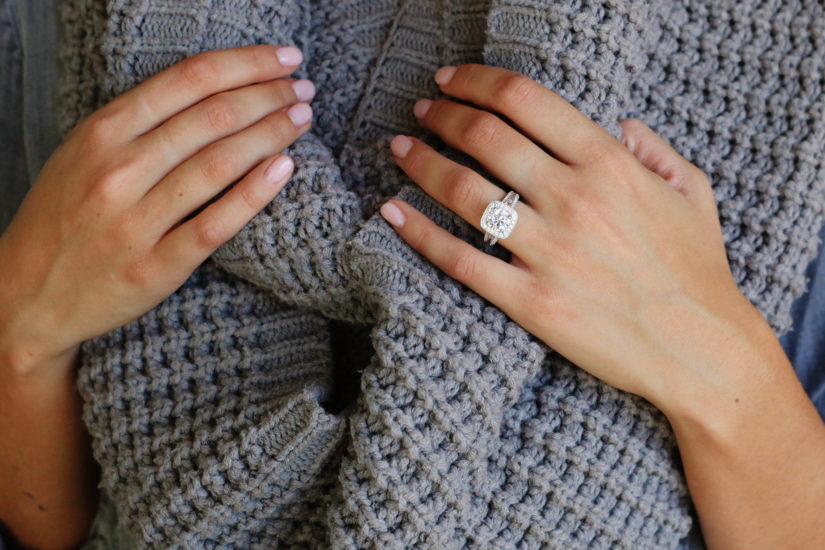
{"left": 57, "top": 0, "right": 825, "bottom": 548}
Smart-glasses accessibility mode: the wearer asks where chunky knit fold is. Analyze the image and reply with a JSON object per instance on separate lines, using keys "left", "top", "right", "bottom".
{"left": 61, "top": 0, "right": 825, "bottom": 548}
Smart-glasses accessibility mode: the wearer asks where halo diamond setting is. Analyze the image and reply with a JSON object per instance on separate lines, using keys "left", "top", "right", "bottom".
{"left": 481, "top": 191, "right": 519, "bottom": 246}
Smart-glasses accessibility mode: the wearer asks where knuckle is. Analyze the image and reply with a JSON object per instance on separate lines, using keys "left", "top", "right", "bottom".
{"left": 495, "top": 74, "right": 537, "bottom": 107}
{"left": 271, "top": 79, "right": 295, "bottom": 104}
{"left": 409, "top": 222, "right": 431, "bottom": 253}
{"left": 110, "top": 210, "right": 141, "bottom": 246}
{"left": 462, "top": 112, "right": 503, "bottom": 148}
{"left": 582, "top": 138, "right": 615, "bottom": 163}
{"left": 153, "top": 123, "right": 179, "bottom": 159}
{"left": 204, "top": 97, "right": 240, "bottom": 132}
{"left": 194, "top": 219, "right": 227, "bottom": 250}
{"left": 448, "top": 169, "right": 484, "bottom": 208}
{"left": 90, "top": 161, "right": 135, "bottom": 205}
{"left": 238, "top": 183, "right": 267, "bottom": 210}
{"left": 455, "top": 64, "right": 485, "bottom": 87}
{"left": 524, "top": 276, "right": 566, "bottom": 321}
{"left": 179, "top": 54, "right": 218, "bottom": 88}
{"left": 80, "top": 108, "right": 123, "bottom": 149}
{"left": 200, "top": 145, "right": 236, "bottom": 182}
{"left": 261, "top": 111, "right": 292, "bottom": 137}
{"left": 422, "top": 99, "right": 446, "bottom": 125}
{"left": 403, "top": 145, "right": 425, "bottom": 175}
{"left": 90, "top": 179, "right": 120, "bottom": 206}
{"left": 584, "top": 139, "right": 632, "bottom": 173}
{"left": 446, "top": 249, "right": 477, "bottom": 282}
{"left": 563, "top": 184, "right": 610, "bottom": 226}
{"left": 270, "top": 110, "right": 294, "bottom": 133}
{"left": 247, "top": 45, "right": 277, "bottom": 72}
{"left": 123, "top": 254, "right": 159, "bottom": 289}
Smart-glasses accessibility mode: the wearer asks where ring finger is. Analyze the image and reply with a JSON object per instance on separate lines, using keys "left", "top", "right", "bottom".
{"left": 391, "top": 135, "right": 553, "bottom": 269}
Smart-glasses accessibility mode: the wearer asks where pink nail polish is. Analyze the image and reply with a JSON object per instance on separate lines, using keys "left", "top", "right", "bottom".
{"left": 276, "top": 46, "right": 303, "bottom": 66}
{"left": 380, "top": 202, "right": 406, "bottom": 228}
{"left": 391, "top": 135, "right": 414, "bottom": 159}
{"left": 414, "top": 99, "right": 433, "bottom": 119}
{"left": 287, "top": 103, "right": 313, "bottom": 126}
{"left": 435, "top": 66, "right": 457, "bottom": 86}
{"left": 291, "top": 79, "right": 316, "bottom": 102}
{"left": 264, "top": 156, "right": 294, "bottom": 182}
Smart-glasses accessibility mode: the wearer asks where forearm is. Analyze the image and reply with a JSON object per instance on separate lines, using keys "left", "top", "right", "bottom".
{"left": 662, "top": 314, "right": 825, "bottom": 550}
{"left": 0, "top": 347, "right": 100, "bottom": 550}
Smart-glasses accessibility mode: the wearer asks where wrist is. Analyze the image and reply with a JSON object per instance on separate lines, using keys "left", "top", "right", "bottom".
{"left": 0, "top": 339, "right": 80, "bottom": 382}
{"left": 0, "top": 291, "right": 78, "bottom": 378}
{"left": 658, "top": 311, "right": 825, "bottom": 550}
{"left": 0, "top": 245, "right": 77, "bottom": 376}
{"left": 656, "top": 300, "right": 796, "bottom": 439}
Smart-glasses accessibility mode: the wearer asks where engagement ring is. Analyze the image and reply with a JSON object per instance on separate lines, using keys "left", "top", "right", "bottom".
{"left": 480, "top": 191, "right": 519, "bottom": 246}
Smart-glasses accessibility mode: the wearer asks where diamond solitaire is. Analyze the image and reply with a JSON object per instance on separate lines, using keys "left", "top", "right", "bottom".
{"left": 481, "top": 191, "right": 519, "bottom": 246}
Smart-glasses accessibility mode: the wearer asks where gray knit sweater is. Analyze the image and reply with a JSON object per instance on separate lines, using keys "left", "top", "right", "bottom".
{"left": 60, "top": 0, "right": 825, "bottom": 549}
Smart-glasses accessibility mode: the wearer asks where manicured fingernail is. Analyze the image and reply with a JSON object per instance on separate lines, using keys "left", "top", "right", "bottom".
{"left": 276, "top": 46, "right": 303, "bottom": 66}
{"left": 288, "top": 103, "right": 313, "bottom": 126}
{"left": 380, "top": 201, "right": 406, "bottom": 228}
{"left": 391, "top": 135, "right": 414, "bottom": 158}
{"left": 414, "top": 99, "right": 433, "bottom": 119}
{"left": 435, "top": 66, "right": 457, "bottom": 86}
{"left": 291, "top": 79, "right": 316, "bottom": 102}
{"left": 264, "top": 155, "right": 294, "bottom": 183}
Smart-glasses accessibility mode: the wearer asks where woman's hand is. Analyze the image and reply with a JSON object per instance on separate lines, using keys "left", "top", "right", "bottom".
{"left": 380, "top": 63, "right": 825, "bottom": 550}
{"left": 0, "top": 44, "right": 314, "bottom": 374}
{"left": 0, "top": 44, "right": 315, "bottom": 549}
{"left": 379, "top": 63, "right": 773, "bottom": 419}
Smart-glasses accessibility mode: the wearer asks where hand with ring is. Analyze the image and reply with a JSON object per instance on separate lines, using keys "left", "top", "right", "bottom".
{"left": 379, "top": 63, "right": 766, "bottom": 418}
{"left": 378, "top": 64, "right": 825, "bottom": 549}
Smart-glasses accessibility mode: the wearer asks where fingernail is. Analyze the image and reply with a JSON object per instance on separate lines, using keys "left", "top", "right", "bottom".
{"left": 435, "top": 66, "right": 457, "bottom": 86}
{"left": 276, "top": 46, "right": 303, "bottom": 66}
{"left": 391, "top": 135, "right": 414, "bottom": 159}
{"left": 287, "top": 103, "right": 313, "bottom": 126}
{"left": 414, "top": 99, "right": 433, "bottom": 119}
{"left": 380, "top": 201, "right": 406, "bottom": 228}
{"left": 264, "top": 155, "right": 294, "bottom": 183}
{"left": 291, "top": 79, "right": 316, "bottom": 102}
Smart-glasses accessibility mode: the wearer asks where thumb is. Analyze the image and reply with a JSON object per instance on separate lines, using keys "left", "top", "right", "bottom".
{"left": 620, "top": 118, "right": 716, "bottom": 211}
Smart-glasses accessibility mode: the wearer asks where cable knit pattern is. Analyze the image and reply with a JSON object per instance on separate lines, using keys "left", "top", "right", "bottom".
{"left": 57, "top": 0, "right": 825, "bottom": 548}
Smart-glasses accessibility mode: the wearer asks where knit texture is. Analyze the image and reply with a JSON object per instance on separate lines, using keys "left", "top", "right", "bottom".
{"left": 57, "top": 0, "right": 825, "bottom": 548}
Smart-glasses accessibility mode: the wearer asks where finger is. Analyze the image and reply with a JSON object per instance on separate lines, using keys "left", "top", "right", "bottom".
{"left": 433, "top": 64, "right": 620, "bottom": 165}
{"left": 155, "top": 154, "right": 294, "bottom": 279}
{"left": 413, "top": 97, "right": 574, "bottom": 204}
{"left": 139, "top": 103, "right": 312, "bottom": 239}
{"left": 132, "top": 78, "right": 314, "bottom": 190}
{"left": 620, "top": 118, "right": 717, "bottom": 212}
{"left": 378, "top": 198, "right": 532, "bottom": 310}
{"left": 391, "top": 135, "right": 552, "bottom": 269}
{"left": 102, "top": 45, "right": 305, "bottom": 139}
